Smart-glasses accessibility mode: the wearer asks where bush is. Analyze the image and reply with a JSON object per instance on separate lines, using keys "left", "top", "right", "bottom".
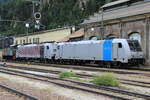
{"left": 91, "top": 73, "right": 120, "bottom": 87}
{"left": 59, "top": 71, "right": 77, "bottom": 79}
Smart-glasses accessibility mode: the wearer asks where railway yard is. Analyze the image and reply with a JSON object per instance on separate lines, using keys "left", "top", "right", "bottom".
{"left": 0, "top": 61, "right": 149, "bottom": 100}
{"left": 2, "top": 0, "right": 150, "bottom": 100}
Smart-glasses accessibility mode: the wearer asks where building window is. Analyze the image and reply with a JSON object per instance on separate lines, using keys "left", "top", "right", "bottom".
{"left": 33, "top": 38, "right": 35, "bottom": 43}
{"left": 20, "top": 40, "right": 22, "bottom": 44}
{"left": 33, "top": 38, "right": 36, "bottom": 43}
{"left": 15, "top": 40, "right": 18, "bottom": 45}
{"left": 29, "top": 39, "right": 32, "bottom": 43}
{"left": 36, "top": 38, "right": 40, "bottom": 43}
{"left": 26, "top": 37, "right": 28, "bottom": 43}
{"left": 23, "top": 40, "right": 25, "bottom": 44}
{"left": 90, "top": 36, "right": 98, "bottom": 40}
{"left": 129, "top": 32, "right": 141, "bottom": 44}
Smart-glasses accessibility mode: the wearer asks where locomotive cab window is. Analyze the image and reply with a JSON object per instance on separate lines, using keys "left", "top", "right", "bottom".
{"left": 118, "top": 43, "right": 122, "bottom": 48}
{"left": 47, "top": 46, "right": 49, "bottom": 50}
{"left": 128, "top": 40, "right": 142, "bottom": 52}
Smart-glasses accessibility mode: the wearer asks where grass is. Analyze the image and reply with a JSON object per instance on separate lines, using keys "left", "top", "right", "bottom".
{"left": 59, "top": 71, "right": 86, "bottom": 82}
{"left": 59, "top": 71, "right": 78, "bottom": 79}
{"left": 70, "top": 77, "right": 86, "bottom": 82}
{"left": 91, "top": 73, "right": 120, "bottom": 87}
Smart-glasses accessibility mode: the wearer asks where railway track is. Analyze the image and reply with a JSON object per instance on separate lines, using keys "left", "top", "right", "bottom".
{"left": 0, "top": 67, "right": 150, "bottom": 100}
{"left": 1, "top": 63, "right": 150, "bottom": 89}
{"left": 0, "top": 84, "right": 38, "bottom": 100}
{"left": 2, "top": 61, "right": 150, "bottom": 77}
{"left": 9, "top": 60, "right": 150, "bottom": 72}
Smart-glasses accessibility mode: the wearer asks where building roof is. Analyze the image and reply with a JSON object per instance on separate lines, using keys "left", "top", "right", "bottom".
{"left": 15, "top": 27, "right": 70, "bottom": 37}
{"left": 69, "top": 28, "right": 84, "bottom": 38}
{"left": 58, "top": 28, "right": 84, "bottom": 42}
{"left": 58, "top": 36, "right": 70, "bottom": 42}
{"left": 82, "top": 1, "right": 150, "bottom": 25}
{"left": 102, "top": 0, "right": 130, "bottom": 8}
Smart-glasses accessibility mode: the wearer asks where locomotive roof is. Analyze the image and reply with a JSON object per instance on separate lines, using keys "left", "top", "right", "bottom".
{"left": 58, "top": 39, "right": 127, "bottom": 45}
{"left": 17, "top": 43, "right": 42, "bottom": 47}
{"left": 17, "top": 39, "right": 129, "bottom": 47}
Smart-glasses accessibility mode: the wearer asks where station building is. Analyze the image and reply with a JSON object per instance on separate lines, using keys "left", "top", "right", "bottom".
{"left": 14, "top": 27, "right": 71, "bottom": 45}
{"left": 81, "top": 0, "right": 150, "bottom": 64}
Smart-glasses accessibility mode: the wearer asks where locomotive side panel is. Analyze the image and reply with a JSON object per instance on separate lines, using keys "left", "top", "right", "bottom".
{"left": 44, "top": 43, "right": 57, "bottom": 59}
{"left": 103, "top": 40, "right": 113, "bottom": 61}
{"left": 74, "top": 43, "right": 89, "bottom": 60}
{"left": 79, "top": 41, "right": 103, "bottom": 60}
{"left": 16, "top": 44, "right": 43, "bottom": 59}
{"left": 58, "top": 41, "right": 103, "bottom": 61}
{"left": 2, "top": 46, "right": 16, "bottom": 60}
{"left": 112, "top": 39, "right": 129, "bottom": 63}
{"left": 87, "top": 42, "right": 102, "bottom": 60}
{"left": 60, "top": 43, "right": 72, "bottom": 60}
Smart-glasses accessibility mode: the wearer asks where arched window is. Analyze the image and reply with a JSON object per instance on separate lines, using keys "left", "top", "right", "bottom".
{"left": 106, "top": 34, "right": 117, "bottom": 39}
{"left": 129, "top": 32, "right": 141, "bottom": 44}
{"left": 90, "top": 36, "right": 98, "bottom": 40}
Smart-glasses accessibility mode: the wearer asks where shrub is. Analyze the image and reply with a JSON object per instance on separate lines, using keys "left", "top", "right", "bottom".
{"left": 91, "top": 73, "right": 120, "bottom": 87}
{"left": 59, "top": 71, "right": 77, "bottom": 79}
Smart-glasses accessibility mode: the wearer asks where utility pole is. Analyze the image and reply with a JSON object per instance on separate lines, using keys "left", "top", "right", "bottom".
{"left": 100, "top": 7, "right": 104, "bottom": 40}
{"left": 101, "top": 8, "right": 104, "bottom": 39}
{"left": 24, "top": 0, "right": 41, "bottom": 43}
{"left": 25, "top": 23, "right": 29, "bottom": 43}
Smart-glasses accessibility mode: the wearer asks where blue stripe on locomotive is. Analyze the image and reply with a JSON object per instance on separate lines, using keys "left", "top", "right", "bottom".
{"left": 103, "top": 40, "right": 113, "bottom": 61}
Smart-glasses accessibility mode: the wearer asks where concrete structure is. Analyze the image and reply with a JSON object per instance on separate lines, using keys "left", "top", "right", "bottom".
{"left": 14, "top": 28, "right": 71, "bottom": 45}
{"left": 82, "top": 0, "right": 150, "bottom": 64}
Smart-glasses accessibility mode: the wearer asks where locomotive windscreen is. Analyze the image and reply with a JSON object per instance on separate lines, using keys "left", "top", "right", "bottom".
{"left": 127, "top": 40, "right": 142, "bottom": 52}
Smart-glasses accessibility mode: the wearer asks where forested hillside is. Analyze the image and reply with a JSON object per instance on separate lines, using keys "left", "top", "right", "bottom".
{"left": 0, "top": 0, "right": 116, "bottom": 36}
{"left": 0, "top": 0, "right": 11, "bottom": 2}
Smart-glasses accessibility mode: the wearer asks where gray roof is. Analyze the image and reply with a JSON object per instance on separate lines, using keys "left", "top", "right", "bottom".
{"left": 102, "top": 0, "right": 130, "bottom": 8}
{"left": 82, "top": 1, "right": 150, "bottom": 25}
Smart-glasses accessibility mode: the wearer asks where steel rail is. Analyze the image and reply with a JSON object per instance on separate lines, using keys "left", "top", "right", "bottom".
{"left": 0, "top": 67, "right": 150, "bottom": 99}
{"left": 2, "top": 61, "right": 150, "bottom": 77}
{"left": 0, "top": 70, "right": 130, "bottom": 100}
{"left": 2, "top": 64, "right": 150, "bottom": 88}
{"left": 0, "top": 85, "right": 39, "bottom": 100}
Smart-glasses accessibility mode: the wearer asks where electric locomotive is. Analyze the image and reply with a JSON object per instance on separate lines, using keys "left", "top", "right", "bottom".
{"left": 55, "top": 39, "right": 144, "bottom": 66}
{"left": 3, "top": 38, "right": 145, "bottom": 67}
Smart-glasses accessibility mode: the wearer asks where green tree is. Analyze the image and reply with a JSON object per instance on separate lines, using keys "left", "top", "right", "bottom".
{"left": 0, "top": 0, "right": 116, "bottom": 36}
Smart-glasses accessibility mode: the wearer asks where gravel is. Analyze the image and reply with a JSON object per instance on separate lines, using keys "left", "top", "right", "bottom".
{"left": 1, "top": 62, "right": 150, "bottom": 97}
{"left": 0, "top": 88, "right": 25, "bottom": 100}
{"left": 0, "top": 72, "right": 112, "bottom": 100}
